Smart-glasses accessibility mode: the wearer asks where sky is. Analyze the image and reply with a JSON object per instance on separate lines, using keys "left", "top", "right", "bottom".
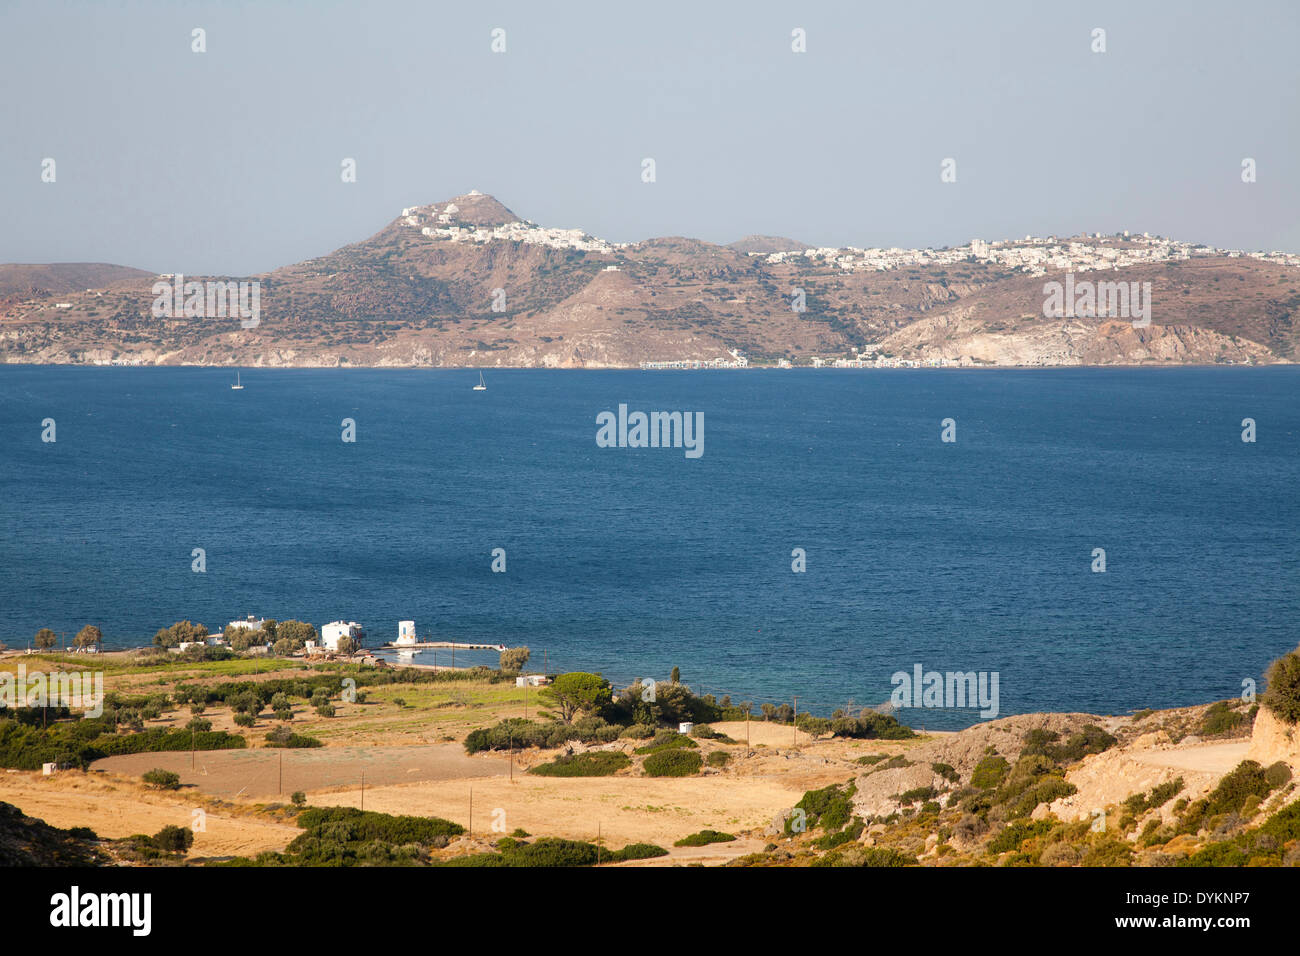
{"left": 2, "top": 0, "right": 1298, "bottom": 275}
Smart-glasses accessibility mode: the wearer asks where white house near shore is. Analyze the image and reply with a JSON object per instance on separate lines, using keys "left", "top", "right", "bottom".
{"left": 228, "top": 615, "right": 266, "bottom": 631}
{"left": 395, "top": 620, "right": 418, "bottom": 646}
{"left": 321, "top": 621, "right": 365, "bottom": 652}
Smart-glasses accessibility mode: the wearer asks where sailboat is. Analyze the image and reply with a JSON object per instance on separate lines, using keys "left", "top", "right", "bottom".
{"left": 231, "top": 371, "right": 244, "bottom": 390}
{"left": 473, "top": 371, "right": 486, "bottom": 391}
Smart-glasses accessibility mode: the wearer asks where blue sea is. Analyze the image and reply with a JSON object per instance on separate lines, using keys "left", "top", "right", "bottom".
{"left": 1, "top": 365, "right": 1297, "bottom": 728}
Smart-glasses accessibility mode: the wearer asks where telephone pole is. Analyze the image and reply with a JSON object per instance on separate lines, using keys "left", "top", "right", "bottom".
{"left": 792, "top": 696, "right": 798, "bottom": 749}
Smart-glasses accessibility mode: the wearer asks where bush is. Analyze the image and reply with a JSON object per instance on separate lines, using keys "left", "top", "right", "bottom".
{"left": 1200, "top": 701, "right": 1248, "bottom": 736}
{"left": 265, "top": 726, "right": 323, "bottom": 749}
{"left": 897, "top": 786, "right": 937, "bottom": 805}
{"left": 1262, "top": 644, "right": 1300, "bottom": 725}
{"left": 932, "top": 762, "right": 960, "bottom": 783}
{"left": 971, "top": 755, "right": 1009, "bottom": 789}
{"left": 142, "top": 769, "right": 181, "bottom": 790}
{"left": 829, "top": 712, "right": 915, "bottom": 740}
{"left": 794, "top": 782, "right": 856, "bottom": 832}
{"left": 619, "top": 723, "right": 657, "bottom": 740}
{"left": 706, "top": 751, "right": 730, "bottom": 768}
{"left": 634, "top": 732, "right": 698, "bottom": 755}
{"left": 528, "top": 751, "right": 631, "bottom": 777}
{"left": 1178, "top": 761, "right": 1277, "bottom": 835}
{"left": 154, "top": 825, "right": 194, "bottom": 854}
{"left": 812, "top": 846, "right": 912, "bottom": 867}
{"left": 609, "top": 842, "right": 669, "bottom": 862}
{"left": 673, "top": 829, "right": 736, "bottom": 847}
{"left": 1264, "top": 761, "right": 1292, "bottom": 789}
{"left": 643, "top": 749, "right": 703, "bottom": 777}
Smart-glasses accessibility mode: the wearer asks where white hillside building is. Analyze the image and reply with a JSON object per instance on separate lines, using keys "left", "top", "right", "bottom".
{"left": 321, "top": 621, "right": 365, "bottom": 651}
{"left": 395, "top": 621, "right": 417, "bottom": 646}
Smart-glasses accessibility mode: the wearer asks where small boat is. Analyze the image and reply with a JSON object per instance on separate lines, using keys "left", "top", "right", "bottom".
{"left": 473, "top": 371, "right": 486, "bottom": 391}
{"left": 231, "top": 372, "right": 243, "bottom": 390}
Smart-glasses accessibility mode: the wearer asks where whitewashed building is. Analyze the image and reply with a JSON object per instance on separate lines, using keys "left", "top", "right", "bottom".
{"left": 321, "top": 621, "right": 365, "bottom": 651}
{"left": 395, "top": 621, "right": 418, "bottom": 646}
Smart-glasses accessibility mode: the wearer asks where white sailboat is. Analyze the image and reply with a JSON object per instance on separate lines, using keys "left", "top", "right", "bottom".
{"left": 473, "top": 371, "right": 486, "bottom": 391}
{"left": 231, "top": 371, "right": 244, "bottom": 390}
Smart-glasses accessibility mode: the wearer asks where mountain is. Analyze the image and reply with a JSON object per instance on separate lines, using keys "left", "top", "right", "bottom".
{"left": 2, "top": 194, "right": 1297, "bottom": 367}
{"left": 727, "top": 235, "right": 809, "bottom": 254}
{"left": 0, "top": 263, "right": 153, "bottom": 306}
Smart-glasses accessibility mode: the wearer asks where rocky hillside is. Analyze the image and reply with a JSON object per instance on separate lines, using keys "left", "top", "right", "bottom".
{"left": 2, "top": 193, "right": 1297, "bottom": 367}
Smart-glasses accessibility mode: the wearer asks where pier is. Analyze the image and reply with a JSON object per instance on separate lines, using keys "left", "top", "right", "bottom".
{"left": 381, "top": 641, "right": 506, "bottom": 652}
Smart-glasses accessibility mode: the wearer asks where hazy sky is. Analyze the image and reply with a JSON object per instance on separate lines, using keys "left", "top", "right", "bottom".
{"left": 3, "top": 0, "right": 1298, "bottom": 275}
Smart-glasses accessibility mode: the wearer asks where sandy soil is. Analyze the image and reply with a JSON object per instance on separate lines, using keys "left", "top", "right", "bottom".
{"left": 0, "top": 769, "right": 297, "bottom": 857}
{"left": 90, "top": 745, "right": 509, "bottom": 799}
{"left": 307, "top": 770, "right": 823, "bottom": 848}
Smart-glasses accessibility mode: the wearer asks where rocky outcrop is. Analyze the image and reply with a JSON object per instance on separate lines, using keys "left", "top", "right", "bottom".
{"left": 1247, "top": 705, "right": 1300, "bottom": 769}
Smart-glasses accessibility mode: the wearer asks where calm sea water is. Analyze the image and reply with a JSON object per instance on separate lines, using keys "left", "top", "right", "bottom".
{"left": 1, "top": 365, "right": 1297, "bottom": 727}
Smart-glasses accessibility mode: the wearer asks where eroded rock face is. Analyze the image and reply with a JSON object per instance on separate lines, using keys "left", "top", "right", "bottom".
{"left": 1247, "top": 705, "right": 1300, "bottom": 769}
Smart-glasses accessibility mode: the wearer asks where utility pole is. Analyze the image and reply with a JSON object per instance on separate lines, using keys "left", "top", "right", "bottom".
{"left": 745, "top": 703, "right": 751, "bottom": 749}
{"left": 360, "top": 772, "right": 365, "bottom": 811}
{"left": 792, "top": 696, "right": 798, "bottom": 749}
{"left": 597, "top": 822, "right": 602, "bottom": 866}
{"left": 278, "top": 750, "right": 282, "bottom": 796}
{"left": 468, "top": 787, "right": 473, "bottom": 837}
{"left": 191, "top": 728, "right": 195, "bottom": 770}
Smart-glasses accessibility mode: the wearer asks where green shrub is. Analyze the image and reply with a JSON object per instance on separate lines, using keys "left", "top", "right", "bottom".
{"left": 634, "top": 732, "right": 698, "bottom": 755}
{"left": 142, "top": 768, "right": 181, "bottom": 790}
{"left": 1199, "top": 701, "right": 1248, "bottom": 736}
{"left": 673, "top": 829, "right": 736, "bottom": 847}
{"left": 643, "top": 749, "right": 703, "bottom": 777}
{"left": 794, "top": 782, "right": 856, "bottom": 832}
{"left": 1264, "top": 761, "right": 1292, "bottom": 789}
{"left": 1178, "top": 761, "right": 1277, "bottom": 835}
{"left": 619, "top": 723, "right": 657, "bottom": 739}
{"left": 829, "top": 712, "right": 915, "bottom": 740}
{"left": 706, "top": 751, "right": 730, "bottom": 768}
{"left": 528, "top": 751, "right": 631, "bottom": 777}
{"left": 264, "top": 726, "right": 323, "bottom": 749}
{"left": 812, "top": 846, "right": 912, "bottom": 867}
{"left": 1262, "top": 644, "right": 1300, "bottom": 725}
{"left": 931, "top": 762, "right": 959, "bottom": 783}
{"left": 609, "top": 842, "right": 669, "bottom": 861}
{"left": 897, "top": 786, "right": 937, "bottom": 805}
{"left": 987, "top": 820, "right": 1052, "bottom": 854}
{"left": 971, "top": 755, "right": 1009, "bottom": 789}
{"left": 154, "top": 825, "right": 194, "bottom": 854}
